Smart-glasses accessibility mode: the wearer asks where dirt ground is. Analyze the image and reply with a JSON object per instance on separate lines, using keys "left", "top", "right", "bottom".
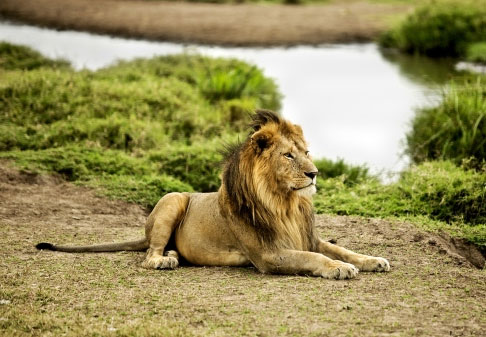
{"left": 1, "top": 162, "right": 485, "bottom": 336}
{"left": 0, "top": 0, "right": 411, "bottom": 46}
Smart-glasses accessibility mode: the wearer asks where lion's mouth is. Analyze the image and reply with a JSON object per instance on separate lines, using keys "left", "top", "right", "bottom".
{"left": 293, "top": 183, "right": 315, "bottom": 191}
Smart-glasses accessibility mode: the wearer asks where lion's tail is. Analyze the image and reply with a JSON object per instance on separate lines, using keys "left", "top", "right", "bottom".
{"left": 35, "top": 238, "right": 149, "bottom": 253}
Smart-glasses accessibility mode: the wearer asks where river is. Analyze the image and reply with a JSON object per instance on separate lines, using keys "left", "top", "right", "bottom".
{"left": 0, "top": 21, "right": 458, "bottom": 177}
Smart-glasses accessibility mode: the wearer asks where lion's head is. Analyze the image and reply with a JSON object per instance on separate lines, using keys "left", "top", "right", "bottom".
{"left": 220, "top": 110, "right": 318, "bottom": 250}
{"left": 248, "top": 110, "right": 318, "bottom": 198}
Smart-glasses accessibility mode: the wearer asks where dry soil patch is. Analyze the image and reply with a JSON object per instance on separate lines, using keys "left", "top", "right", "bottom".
{"left": 1, "top": 163, "right": 485, "bottom": 336}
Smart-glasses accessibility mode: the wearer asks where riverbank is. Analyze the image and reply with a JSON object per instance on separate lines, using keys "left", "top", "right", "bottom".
{"left": 0, "top": 0, "right": 412, "bottom": 46}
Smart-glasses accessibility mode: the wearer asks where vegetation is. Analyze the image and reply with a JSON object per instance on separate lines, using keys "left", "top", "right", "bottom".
{"left": 380, "top": 0, "right": 486, "bottom": 58}
{"left": 405, "top": 80, "right": 486, "bottom": 168}
{"left": 314, "top": 158, "right": 370, "bottom": 185}
{"left": 314, "top": 161, "right": 486, "bottom": 246}
{"left": 466, "top": 42, "right": 486, "bottom": 64}
{"left": 0, "top": 43, "right": 279, "bottom": 207}
{"left": 373, "top": 0, "right": 486, "bottom": 247}
{"left": 0, "top": 42, "right": 70, "bottom": 70}
{"left": 1, "top": 42, "right": 486, "bottom": 247}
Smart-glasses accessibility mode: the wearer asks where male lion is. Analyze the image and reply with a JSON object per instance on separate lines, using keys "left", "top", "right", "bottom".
{"left": 37, "top": 110, "right": 390, "bottom": 279}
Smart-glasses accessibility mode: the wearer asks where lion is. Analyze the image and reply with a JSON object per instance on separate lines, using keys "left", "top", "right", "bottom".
{"left": 36, "top": 110, "right": 390, "bottom": 279}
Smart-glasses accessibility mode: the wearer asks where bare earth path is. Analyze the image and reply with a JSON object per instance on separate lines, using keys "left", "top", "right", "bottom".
{"left": 0, "top": 0, "right": 411, "bottom": 46}
{"left": 1, "top": 162, "right": 485, "bottom": 336}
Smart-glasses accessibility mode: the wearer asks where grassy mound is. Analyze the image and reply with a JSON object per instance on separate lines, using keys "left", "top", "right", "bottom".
{"left": 0, "top": 42, "right": 280, "bottom": 207}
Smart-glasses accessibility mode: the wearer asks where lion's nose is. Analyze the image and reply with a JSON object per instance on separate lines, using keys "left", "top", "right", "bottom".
{"left": 304, "top": 171, "right": 318, "bottom": 180}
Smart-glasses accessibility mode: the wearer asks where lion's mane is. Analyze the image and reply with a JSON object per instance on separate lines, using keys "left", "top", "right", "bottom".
{"left": 219, "top": 110, "right": 316, "bottom": 251}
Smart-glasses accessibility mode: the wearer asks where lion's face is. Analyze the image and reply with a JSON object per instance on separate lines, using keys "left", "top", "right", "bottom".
{"left": 250, "top": 121, "right": 318, "bottom": 198}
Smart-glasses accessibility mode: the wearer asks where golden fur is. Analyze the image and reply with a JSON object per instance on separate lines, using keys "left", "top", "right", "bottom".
{"left": 36, "top": 110, "right": 390, "bottom": 279}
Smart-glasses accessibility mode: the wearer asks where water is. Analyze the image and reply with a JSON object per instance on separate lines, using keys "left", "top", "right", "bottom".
{"left": 0, "top": 21, "right": 457, "bottom": 176}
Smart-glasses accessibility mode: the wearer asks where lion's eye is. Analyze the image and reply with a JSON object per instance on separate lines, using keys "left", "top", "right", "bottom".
{"left": 284, "top": 153, "right": 294, "bottom": 159}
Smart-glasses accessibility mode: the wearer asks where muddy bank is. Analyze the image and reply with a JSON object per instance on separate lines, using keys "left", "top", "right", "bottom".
{"left": 0, "top": 0, "right": 411, "bottom": 46}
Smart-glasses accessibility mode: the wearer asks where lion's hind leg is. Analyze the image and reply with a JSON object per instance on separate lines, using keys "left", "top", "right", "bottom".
{"left": 141, "top": 193, "right": 189, "bottom": 270}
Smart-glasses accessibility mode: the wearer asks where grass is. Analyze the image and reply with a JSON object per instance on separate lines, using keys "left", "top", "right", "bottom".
{"left": 405, "top": 80, "right": 486, "bottom": 168}
{"left": 379, "top": 0, "right": 486, "bottom": 58}
{"left": 0, "top": 42, "right": 70, "bottom": 70}
{"left": 314, "top": 161, "right": 486, "bottom": 246}
{"left": 1, "top": 42, "right": 486, "bottom": 248}
{"left": 314, "top": 158, "right": 371, "bottom": 185}
{"left": 466, "top": 42, "right": 486, "bottom": 64}
{"left": 0, "top": 43, "right": 280, "bottom": 207}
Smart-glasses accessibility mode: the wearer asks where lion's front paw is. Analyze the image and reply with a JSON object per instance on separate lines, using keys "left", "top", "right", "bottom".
{"left": 318, "top": 262, "right": 359, "bottom": 280}
{"left": 142, "top": 256, "right": 179, "bottom": 270}
{"left": 359, "top": 257, "right": 390, "bottom": 272}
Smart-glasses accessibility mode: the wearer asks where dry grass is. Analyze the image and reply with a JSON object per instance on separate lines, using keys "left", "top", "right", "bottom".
{"left": 1, "top": 163, "right": 485, "bottom": 336}
{"left": 0, "top": 0, "right": 412, "bottom": 46}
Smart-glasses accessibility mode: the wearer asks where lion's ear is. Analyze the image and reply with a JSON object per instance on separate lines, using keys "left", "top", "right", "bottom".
{"left": 251, "top": 130, "right": 273, "bottom": 153}
{"left": 251, "top": 109, "right": 280, "bottom": 131}
{"left": 292, "top": 124, "right": 303, "bottom": 136}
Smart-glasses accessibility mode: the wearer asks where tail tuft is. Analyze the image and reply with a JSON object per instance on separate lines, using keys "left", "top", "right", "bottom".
{"left": 36, "top": 242, "right": 55, "bottom": 250}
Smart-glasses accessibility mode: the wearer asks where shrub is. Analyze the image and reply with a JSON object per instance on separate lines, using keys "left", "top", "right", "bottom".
{"left": 406, "top": 81, "right": 486, "bottom": 167}
{"left": 380, "top": 1, "right": 486, "bottom": 57}
{"left": 196, "top": 61, "right": 281, "bottom": 111}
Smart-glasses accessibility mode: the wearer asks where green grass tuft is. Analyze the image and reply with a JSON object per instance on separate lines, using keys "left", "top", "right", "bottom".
{"left": 405, "top": 80, "right": 486, "bottom": 168}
